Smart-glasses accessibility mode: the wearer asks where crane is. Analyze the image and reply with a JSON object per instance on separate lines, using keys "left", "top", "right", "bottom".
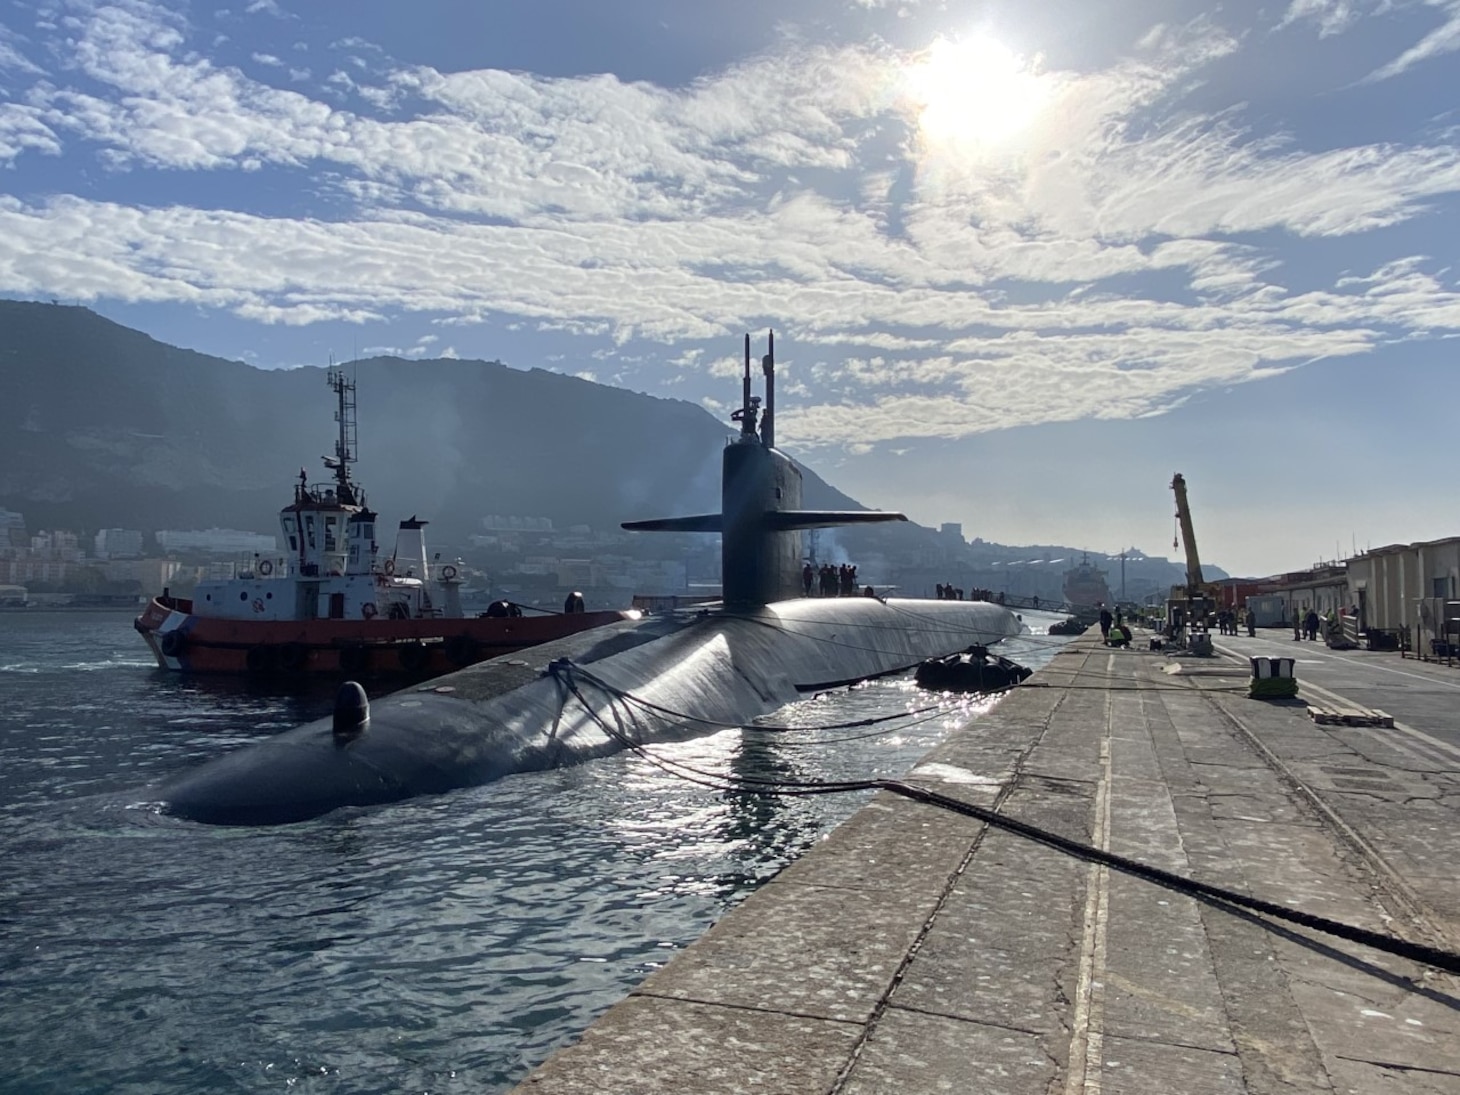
{"left": 1171, "top": 473, "right": 1204, "bottom": 591}
{"left": 1169, "top": 472, "right": 1217, "bottom": 654}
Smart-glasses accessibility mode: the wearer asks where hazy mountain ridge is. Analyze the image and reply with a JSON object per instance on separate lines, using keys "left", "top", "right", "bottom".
{"left": 0, "top": 301, "right": 1212, "bottom": 599}
{"left": 0, "top": 300, "right": 863, "bottom": 540}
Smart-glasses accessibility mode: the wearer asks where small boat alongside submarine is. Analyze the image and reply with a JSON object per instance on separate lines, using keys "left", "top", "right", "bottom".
{"left": 914, "top": 645, "right": 1032, "bottom": 694}
{"left": 156, "top": 333, "right": 1023, "bottom": 826}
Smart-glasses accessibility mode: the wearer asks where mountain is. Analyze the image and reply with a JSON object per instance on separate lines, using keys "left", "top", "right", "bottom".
{"left": 0, "top": 300, "right": 864, "bottom": 542}
{"left": 0, "top": 301, "right": 1209, "bottom": 601}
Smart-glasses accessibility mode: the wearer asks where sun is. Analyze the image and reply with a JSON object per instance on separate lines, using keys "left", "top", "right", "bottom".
{"left": 903, "top": 35, "right": 1049, "bottom": 149}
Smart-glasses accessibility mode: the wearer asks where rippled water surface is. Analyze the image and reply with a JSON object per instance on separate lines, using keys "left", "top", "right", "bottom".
{"left": 0, "top": 609, "right": 1070, "bottom": 1093}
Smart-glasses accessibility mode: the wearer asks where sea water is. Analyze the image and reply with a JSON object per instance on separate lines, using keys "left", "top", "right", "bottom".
{"left": 0, "top": 608, "right": 1071, "bottom": 1094}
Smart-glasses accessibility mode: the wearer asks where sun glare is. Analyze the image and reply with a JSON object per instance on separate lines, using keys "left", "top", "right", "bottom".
{"left": 904, "top": 35, "right": 1048, "bottom": 150}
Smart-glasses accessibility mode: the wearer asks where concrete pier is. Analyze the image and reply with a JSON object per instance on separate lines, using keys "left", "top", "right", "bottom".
{"left": 510, "top": 630, "right": 1460, "bottom": 1094}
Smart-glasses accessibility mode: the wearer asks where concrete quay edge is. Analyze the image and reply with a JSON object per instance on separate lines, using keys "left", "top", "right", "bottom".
{"left": 510, "top": 630, "right": 1460, "bottom": 1095}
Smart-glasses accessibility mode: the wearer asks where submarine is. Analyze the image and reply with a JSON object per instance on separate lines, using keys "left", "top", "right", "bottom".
{"left": 157, "top": 333, "right": 1022, "bottom": 825}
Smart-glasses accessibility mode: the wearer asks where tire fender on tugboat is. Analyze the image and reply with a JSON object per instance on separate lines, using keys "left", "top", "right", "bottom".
{"left": 338, "top": 646, "right": 369, "bottom": 676}
{"left": 397, "top": 642, "right": 428, "bottom": 673}
{"left": 245, "top": 646, "right": 278, "bottom": 674}
{"left": 444, "top": 634, "right": 478, "bottom": 667}
{"left": 279, "top": 643, "right": 309, "bottom": 673}
{"left": 158, "top": 630, "right": 186, "bottom": 658}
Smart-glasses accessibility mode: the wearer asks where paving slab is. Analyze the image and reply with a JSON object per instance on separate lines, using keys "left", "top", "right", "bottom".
{"left": 628, "top": 874, "right": 937, "bottom": 1024}
{"left": 512, "top": 995, "right": 860, "bottom": 1095}
{"left": 838, "top": 1009, "right": 1058, "bottom": 1095}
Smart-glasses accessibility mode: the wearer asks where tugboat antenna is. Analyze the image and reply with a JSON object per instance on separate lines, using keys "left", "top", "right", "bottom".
{"left": 326, "top": 366, "right": 358, "bottom": 502}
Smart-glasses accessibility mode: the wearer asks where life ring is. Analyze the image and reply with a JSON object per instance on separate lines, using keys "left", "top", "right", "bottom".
{"left": 440, "top": 564, "right": 458, "bottom": 580}
{"left": 383, "top": 559, "right": 395, "bottom": 576}
{"left": 252, "top": 598, "right": 266, "bottom": 613}
{"left": 361, "top": 602, "right": 378, "bottom": 620}
{"left": 338, "top": 646, "right": 369, "bottom": 676}
{"left": 159, "top": 630, "right": 185, "bottom": 658}
{"left": 257, "top": 559, "right": 273, "bottom": 576}
{"left": 397, "top": 642, "right": 429, "bottom": 673}
{"left": 279, "top": 643, "right": 309, "bottom": 673}
{"left": 444, "top": 634, "right": 478, "bottom": 667}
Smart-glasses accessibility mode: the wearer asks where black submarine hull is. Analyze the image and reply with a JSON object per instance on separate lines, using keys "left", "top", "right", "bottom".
{"left": 158, "top": 597, "right": 1020, "bottom": 826}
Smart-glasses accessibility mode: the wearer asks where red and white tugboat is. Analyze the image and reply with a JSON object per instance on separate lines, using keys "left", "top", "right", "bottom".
{"left": 134, "top": 368, "right": 633, "bottom": 677}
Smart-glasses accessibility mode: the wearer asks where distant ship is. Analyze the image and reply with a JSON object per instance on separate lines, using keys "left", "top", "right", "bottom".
{"left": 133, "top": 368, "right": 632, "bottom": 677}
{"left": 1062, "top": 553, "right": 1113, "bottom": 607}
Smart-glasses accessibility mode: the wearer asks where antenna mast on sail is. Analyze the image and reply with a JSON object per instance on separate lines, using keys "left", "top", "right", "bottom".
{"left": 731, "top": 332, "right": 761, "bottom": 439}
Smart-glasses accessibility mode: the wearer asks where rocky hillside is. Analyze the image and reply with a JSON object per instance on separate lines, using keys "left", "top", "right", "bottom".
{"left": 0, "top": 300, "right": 864, "bottom": 542}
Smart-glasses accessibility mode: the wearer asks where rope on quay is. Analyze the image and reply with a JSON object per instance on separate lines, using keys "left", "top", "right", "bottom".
{"left": 546, "top": 659, "right": 1460, "bottom": 978}
{"left": 877, "top": 779, "right": 1460, "bottom": 977}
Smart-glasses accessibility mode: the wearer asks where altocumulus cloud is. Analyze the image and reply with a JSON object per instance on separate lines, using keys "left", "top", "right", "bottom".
{"left": 0, "top": 0, "right": 1457, "bottom": 453}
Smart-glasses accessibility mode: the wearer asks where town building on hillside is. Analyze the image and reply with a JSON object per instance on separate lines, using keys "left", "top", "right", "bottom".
{"left": 0, "top": 508, "right": 25, "bottom": 552}
{"left": 480, "top": 515, "right": 555, "bottom": 532}
{"left": 156, "top": 528, "right": 277, "bottom": 555}
{"left": 30, "top": 530, "right": 82, "bottom": 561}
{"left": 93, "top": 528, "right": 145, "bottom": 559}
{"left": 0, "top": 558, "right": 71, "bottom": 586}
{"left": 101, "top": 557, "right": 183, "bottom": 598}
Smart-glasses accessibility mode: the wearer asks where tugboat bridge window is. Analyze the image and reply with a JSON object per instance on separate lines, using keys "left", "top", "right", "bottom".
{"left": 282, "top": 516, "right": 298, "bottom": 552}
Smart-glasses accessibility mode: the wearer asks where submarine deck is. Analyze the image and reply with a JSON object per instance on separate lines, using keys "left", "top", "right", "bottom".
{"left": 510, "top": 628, "right": 1460, "bottom": 1093}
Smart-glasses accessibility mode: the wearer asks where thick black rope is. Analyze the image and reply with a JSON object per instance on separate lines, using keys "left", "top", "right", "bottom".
{"left": 548, "top": 658, "right": 1460, "bottom": 977}
{"left": 877, "top": 779, "right": 1460, "bottom": 976}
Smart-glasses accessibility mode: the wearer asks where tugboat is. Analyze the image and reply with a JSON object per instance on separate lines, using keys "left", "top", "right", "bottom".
{"left": 134, "top": 368, "right": 633, "bottom": 677}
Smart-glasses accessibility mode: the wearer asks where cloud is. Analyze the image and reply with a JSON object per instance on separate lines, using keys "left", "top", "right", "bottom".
{"left": 0, "top": 30, "right": 46, "bottom": 76}
{"left": 0, "top": 104, "right": 62, "bottom": 161}
{"left": 1276, "top": 0, "right": 1374, "bottom": 37}
{"left": 0, "top": 1, "right": 1458, "bottom": 455}
{"left": 1366, "top": 1, "right": 1460, "bottom": 79}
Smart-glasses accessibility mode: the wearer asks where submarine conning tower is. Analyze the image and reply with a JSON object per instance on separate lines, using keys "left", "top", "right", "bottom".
{"left": 624, "top": 331, "right": 907, "bottom": 610}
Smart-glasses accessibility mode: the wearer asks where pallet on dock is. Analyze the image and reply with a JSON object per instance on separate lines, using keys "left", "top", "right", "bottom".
{"left": 1306, "top": 704, "right": 1395, "bottom": 728}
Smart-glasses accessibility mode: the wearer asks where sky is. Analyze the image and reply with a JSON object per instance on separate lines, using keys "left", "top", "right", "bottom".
{"left": 1, "top": 0, "right": 1458, "bottom": 578}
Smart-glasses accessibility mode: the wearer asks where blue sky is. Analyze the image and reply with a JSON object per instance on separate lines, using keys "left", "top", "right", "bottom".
{"left": 2, "top": 0, "right": 1458, "bottom": 577}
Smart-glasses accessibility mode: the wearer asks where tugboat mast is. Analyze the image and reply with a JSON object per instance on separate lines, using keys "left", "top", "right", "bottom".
{"left": 326, "top": 366, "right": 359, "bottom": 505}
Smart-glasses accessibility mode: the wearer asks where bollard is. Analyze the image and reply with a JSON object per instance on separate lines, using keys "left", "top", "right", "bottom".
{"left": 1249, "top": 656, "right": 1298, "bottom": 699}
{"left": 332, "top": 679, "right": 371, "bottom": 743}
